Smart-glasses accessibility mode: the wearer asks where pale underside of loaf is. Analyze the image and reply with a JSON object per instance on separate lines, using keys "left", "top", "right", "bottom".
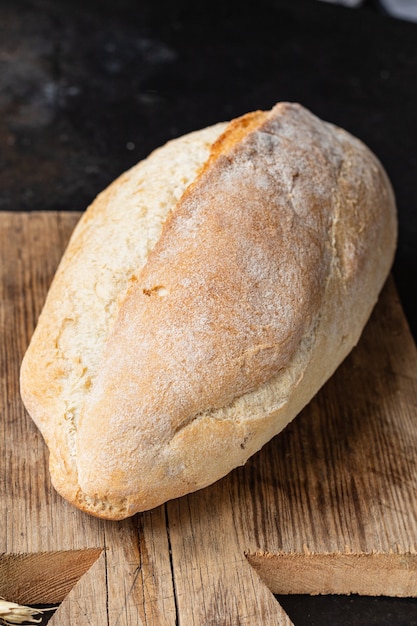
{"left": 20, "top": 102, "right": 397, "bottom": 519}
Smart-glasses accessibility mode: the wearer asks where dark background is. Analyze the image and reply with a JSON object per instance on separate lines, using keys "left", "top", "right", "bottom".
{"left": 1, "top": 0, "right": 416, "bottom": 624}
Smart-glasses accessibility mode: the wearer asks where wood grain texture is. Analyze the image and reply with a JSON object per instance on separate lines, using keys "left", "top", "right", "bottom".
{"left": 1, "top": 211, "right": 417, "bottom": 624}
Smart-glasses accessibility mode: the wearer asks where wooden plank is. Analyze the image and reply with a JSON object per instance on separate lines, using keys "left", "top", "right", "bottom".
{"left": 0, "top": 550, "right": 102, "bottom": 605}
{"left": 166, "top": 481, "right": 293, "bottom": 625}
{"left": 243, "top": 274, "right": 417, "bottom": 595}
{"left": 1, "top": 211, "right": 417, "bottom": 624}
{"left": 0, "top": 211, "right": 108, "bottom": 623}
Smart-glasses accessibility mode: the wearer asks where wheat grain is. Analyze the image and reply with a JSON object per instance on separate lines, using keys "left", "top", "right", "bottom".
{"left": 0, "top": 599, "right": 56, "bottom": 625}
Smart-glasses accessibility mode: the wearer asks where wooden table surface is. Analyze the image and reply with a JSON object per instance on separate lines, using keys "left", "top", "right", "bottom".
{"left": 1, "top": 211, "right": 417, "bottom": 624}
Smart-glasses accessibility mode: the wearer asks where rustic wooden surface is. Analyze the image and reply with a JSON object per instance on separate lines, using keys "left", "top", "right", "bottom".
{"left": 1, "top": 211, "right": 417, "bottom": 625}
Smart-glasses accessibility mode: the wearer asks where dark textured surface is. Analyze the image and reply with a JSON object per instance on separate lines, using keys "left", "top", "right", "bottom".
{"left": 278, "top": 594, "right": 417, "bottom": 626}
{"left": 1, "top": 0, "right": 416, "bottom": 341}
{"left": 1, "top": 1, "right": 417, "bottom": 624}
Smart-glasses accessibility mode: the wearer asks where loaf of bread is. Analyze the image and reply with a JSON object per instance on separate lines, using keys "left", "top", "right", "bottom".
{"left": 20, "top": 102, "right": 397, "bottom": 520}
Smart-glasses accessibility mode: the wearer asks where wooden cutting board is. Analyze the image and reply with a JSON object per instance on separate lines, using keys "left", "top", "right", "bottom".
{"left": 1, "top": 211, "right": 417, "bottom": 625}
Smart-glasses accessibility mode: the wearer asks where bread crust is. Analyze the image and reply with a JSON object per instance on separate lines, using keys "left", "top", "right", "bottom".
{"left": 20, "top": 102, "right": 397, "bottom": 519}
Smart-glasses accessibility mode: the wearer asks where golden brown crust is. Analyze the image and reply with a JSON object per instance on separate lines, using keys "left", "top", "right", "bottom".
{"left": 20, "top": 103, "right": 397, "bottom": 519}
